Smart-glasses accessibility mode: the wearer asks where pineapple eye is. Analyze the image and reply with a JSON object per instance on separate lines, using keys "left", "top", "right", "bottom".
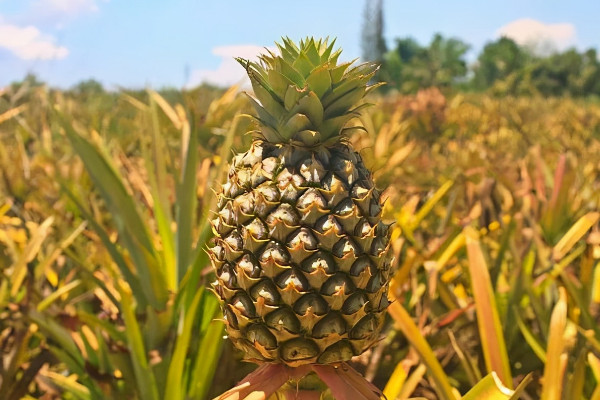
{"left": 259, "top": 241, "right": 290, "bottom": 265}
{"left": 317, "top": 340, "right": 355, "bottom": 364}
{"left": 266, "top": 203, "right": 300, "bottom": 226}
{"left": 370, "top": 235, "right": 387, "bottom": 257}
{"left": 279, "top": 338, "right": 319, "bottom": 361}
{"left": 218, "top": 204, "right": 236, "bottom": 225}
{"left": 241, "top": 143, "right": 263, "bottom": 167}
{"left": 299, "top": 158, "right": 326, "bottom": 183}
{"left": 333, "top": 198, "right": 355, "bottom": 216}
{"left": 231, "top": 293, "right": 256, "bottom": 318}
{"left": 276, "top": 168, "right": 305, "bottom": 190}
{"left": 366, "top": 271, "right": 384, "bottom": 293}
{"left": 244, "top": 218, "right": 268, "bottom": 240}
{"left": 250, "top": 280, "right": 280, "bottom": 305}
{"left": 237, "top": 254, "right": 261, "bottom": 278}
{"left": 332, "top": 237, "right": 360, "bottom": 258}
{"left": 233, "top": 192, "right": 256, "bottom": 217}
{"left": 296, "top": 188, "right": 327, "bottom": 210}
{"left": 349, "top": 314, "right": 378, "bottom": 339}
{"left": 354, "top": 219, "right": 373, "bottom": 237}
{"left": 322, "top": 173, "right": 346, "bottom": 193}
{"left": 256, "top": 184, "right": 279, "bottom": 202}
{"left": 350, "top": 257, "right": 373, "bottom": 276}
{"left": 209, "top": 244, "right": 225, "bottom": 261}
{"left": 224, "top": 231, "right": 243, "bottom": 251}
{"left": 315, "top": 214, "right": 342, "bottom": 234}
{"left": 342, "top": 292, "right": 369, "bottom": 314}
{"left": 293, "top": 293, "right": 328, "bottom": 316}
{"left": 287, "top": 228, "right": 318, "bottom": 251}
{"left": 265, "top": 308, "right": 301, "bottom": 332}
{"left": 218, "top": 264, "right": 238, "bottom": 289}
{"left": 245, "top": 324, "right": 277, "bottom": 349}
{"left": 302, "top": 251, "right": 336, "bottom": 274}
{"left": 351, "top": 184, "right": 370, "bottom": 200}
{"left": 261, "top": 157, "right": 279, "bottom": 178}
{"left": 321, "top": 273, "right": 355, "bottom": 296}
{"left": 312, "top": 312, "right": 347, "bottom": 338}
{"left": 275, "top": 268, "right": 308, "bottom": 292}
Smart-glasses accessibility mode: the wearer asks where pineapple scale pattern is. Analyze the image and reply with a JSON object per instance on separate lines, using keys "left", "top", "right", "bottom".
{"left": 209, "top": 140, "right": 393, "bottom": 366}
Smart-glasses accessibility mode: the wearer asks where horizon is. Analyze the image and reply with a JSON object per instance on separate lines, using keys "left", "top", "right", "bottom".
{"left": 1, "top": 0, "right": 599, "bottom": 90}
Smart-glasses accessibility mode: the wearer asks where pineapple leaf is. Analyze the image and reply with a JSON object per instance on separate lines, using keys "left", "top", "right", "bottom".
{"left": 293, "top": 51, "right": 315, "bottom": 78}
{"left": 282, "top": 113, "right": 312, "bottom": 138}
{"left": 291, "top": 91, "right": 324, "bottom": 127}
{"left": 284, "top": 85, "right": 305, "bottom": 111}
{"left": 306, "top": 64, "right": 332, "bottom": 98}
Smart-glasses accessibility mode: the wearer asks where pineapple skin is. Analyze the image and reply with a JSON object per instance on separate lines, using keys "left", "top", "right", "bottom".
{"left": 210, "top": 139, "right": 392, "bottom": 366}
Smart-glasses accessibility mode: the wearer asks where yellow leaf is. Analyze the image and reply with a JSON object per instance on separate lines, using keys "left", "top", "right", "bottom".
{"left": 553, "top": 212, "right": 600, "bottom": 261}
{"left": 541, "top": 287, "right": 568, "bottom": 400}
{"left": 464, "top": 226, "right": 512, "bottom": 389}
{"left": 383, "top": 360, "right": 408, "bottom": 399}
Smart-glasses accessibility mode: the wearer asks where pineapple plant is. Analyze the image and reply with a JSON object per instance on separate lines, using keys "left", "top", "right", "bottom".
{"left": 210, "top": 37, "right": 392, "bottom": 397}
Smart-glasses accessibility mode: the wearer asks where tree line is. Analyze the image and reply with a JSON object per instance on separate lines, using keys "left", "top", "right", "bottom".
{"left": 362, "top": 0, "right": 600, "bottom": 97}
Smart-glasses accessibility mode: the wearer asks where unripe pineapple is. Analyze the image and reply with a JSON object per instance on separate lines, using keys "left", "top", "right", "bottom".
{"left": 210, "top": 37, "right": 392, "bottom": 367}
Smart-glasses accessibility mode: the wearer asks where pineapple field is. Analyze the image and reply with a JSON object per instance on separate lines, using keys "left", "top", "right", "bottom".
{"left": 2, "top": 38, "right": 600, "bottom": 400}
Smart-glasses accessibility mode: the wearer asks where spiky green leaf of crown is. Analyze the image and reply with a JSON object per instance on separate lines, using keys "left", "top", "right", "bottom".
{"left": 237, "top": 37, "right": 380, "bottom": 148}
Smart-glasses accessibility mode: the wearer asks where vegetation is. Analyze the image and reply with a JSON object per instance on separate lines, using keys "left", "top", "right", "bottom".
{"left": 360, "top": 1, "right": 600, "bottom": 97}
{"left": 2, "top": 56, "right": 600, "bottom": 398}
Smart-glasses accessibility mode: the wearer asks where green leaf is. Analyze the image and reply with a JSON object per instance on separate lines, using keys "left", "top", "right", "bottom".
{"left": 164, "top": 288, "right": 204, "bottom": 400}
{"left": 147, "top": 93, "right": 176, "bottom": 291}
{"left": 290, "top": 91, "right": 324, "bottom": 127}
{"left": 268, "top": 69, "right": 294, "bottom": 99}
{"left": 188, "top": 319, "right": 224, "bottom": 399}
{"left": 306, "top": 65, "right": 332, "bottom": 98}
{"left": 60, "top": 184, "right": 148, "bottom": 309}
{"left": 36, "top": 279, "right": 81, "bottom": 312}
{"left": 282, "top": 113, "right": 311, "bottom": 138}
{"left": 292, "top": 51, "right": 314, "bottom": 77}
{"left": 284, "top": 85, "right": 304, "bottom": 111}
{"left": 120, "top": 284, "right": 160, "bottom": 400}
{"left": 323, "top": 87, "right": 367, "bottom": 119}
{"left": 175, "top": 112, "right": 197, "bottom": 286}
{"left": 59, "top": 112, "right": 168, "bottom": 309}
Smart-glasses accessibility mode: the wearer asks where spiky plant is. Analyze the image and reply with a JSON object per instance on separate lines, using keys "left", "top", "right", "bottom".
{"left": 210, "top": 37, "right": 392, "bottom": 398}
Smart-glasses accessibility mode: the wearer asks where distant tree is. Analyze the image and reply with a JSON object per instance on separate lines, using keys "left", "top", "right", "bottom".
{"left": 578, "top": 49, "right": 600, "bottom": 95}
{"left": 422, "top": 33, "right": 470, "bottom": 87}
{"left": 71, "top": 79, "right": 105, "bottom": 96}
{"left": 379, "top": 37, "right": 420, "bottom": 90}
{"left": 473, "top": 37, "right": 528, "bottom": 89}
{"left": 361, "top": 0, "right": 387, "bottom": 63}
{"left": 382, "top": 34, "right": 469, "bottom": 92}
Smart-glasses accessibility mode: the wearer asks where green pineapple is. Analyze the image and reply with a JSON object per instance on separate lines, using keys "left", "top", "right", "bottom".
{"left": 210, "top": 37, "right": 392, "bottom": 367}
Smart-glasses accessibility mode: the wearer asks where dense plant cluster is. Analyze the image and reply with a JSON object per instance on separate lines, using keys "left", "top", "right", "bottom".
{"left": 1, "top": 79, "right": 600, "bottom": 399}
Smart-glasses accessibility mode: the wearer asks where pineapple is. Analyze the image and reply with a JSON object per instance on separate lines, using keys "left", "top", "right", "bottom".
{"left": 210, "top": 38, "right": 392, "bottom": 367}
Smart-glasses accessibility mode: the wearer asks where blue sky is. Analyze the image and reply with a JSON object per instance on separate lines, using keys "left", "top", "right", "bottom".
{"left": 0, "top": 0, "right": 598, "bottom": 89}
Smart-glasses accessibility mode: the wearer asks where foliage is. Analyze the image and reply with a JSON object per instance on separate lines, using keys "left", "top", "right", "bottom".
{"left": 376, "top": 32, "right": 600, "bottom": 98}
{"left": 2, "top": 75, "right": 600, "bottom": 399}
{"left": 380, "top": 34, "right": 470, "bottom": 92}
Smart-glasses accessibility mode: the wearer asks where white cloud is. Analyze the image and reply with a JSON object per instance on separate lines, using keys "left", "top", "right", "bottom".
{"left": 33, "top": 0, "right": 99, "bottom": 16}
{"left": 0, "top": 21, "right": 68, "bottom": 60}
{"left": 25, "top": 0, "right": 103, "bottom": 29}
{"left": 496, "top": 18, "right": 576, "bottom": 53}
{"left": 187, "top": 44, "right": 272, "bottom": 88}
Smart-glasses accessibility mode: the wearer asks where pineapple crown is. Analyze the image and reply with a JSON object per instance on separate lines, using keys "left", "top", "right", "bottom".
{"left": 237, "top": 37, "right": 380, "bottom": 148}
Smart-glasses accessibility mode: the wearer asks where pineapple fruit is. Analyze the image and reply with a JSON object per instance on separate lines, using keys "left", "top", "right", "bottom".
{"left": 210, "top": 38, "right": 392, "bottom": 367}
